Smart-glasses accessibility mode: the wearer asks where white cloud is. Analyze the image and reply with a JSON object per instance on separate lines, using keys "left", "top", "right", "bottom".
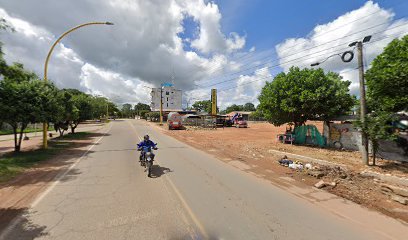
{"left": 186, "top": 66, "right": 271, "bottom": 109}
{"left": 0, "top": 0, "right": 247, "bottom": 106}
{"left": 181, "top": 0, "right": 245, "bottom": 53}
{"left": 275, "top": 1, "right": 408, "bottom": 96}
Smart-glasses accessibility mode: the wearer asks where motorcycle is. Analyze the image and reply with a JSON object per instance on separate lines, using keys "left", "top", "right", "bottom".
{"left": 138, "top": 145, "right": 157, "bottom": 177}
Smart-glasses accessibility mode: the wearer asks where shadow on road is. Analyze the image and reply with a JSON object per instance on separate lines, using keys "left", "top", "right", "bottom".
{"left": 0, "top": 207, "right": 48, "bottom": 239}
{"left": 93, "top": 148, "right": 135, "bottom": 153}
{"left": 149, "top": 165, "right": 172, "bottom": 178}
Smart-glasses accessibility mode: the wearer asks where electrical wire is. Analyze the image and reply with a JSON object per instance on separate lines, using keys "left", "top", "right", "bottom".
{"left": 197, "top": 21, "right": 408, "bottom": 88}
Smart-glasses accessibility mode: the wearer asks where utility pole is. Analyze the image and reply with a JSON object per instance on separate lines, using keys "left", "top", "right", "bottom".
{"left": 357, "top": 41, "right": 369, "bottom": 165}
{"left": 312, "top": 35, "right": 371, "bottom": 166}
{"left": 159, "top": 85, "right": 163, "bottom": 125}
{"left": 106, "top": 104, "right": 109, "bottom": 120}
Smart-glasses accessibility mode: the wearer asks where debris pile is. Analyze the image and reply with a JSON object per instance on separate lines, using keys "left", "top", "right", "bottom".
{"left": 381, "top": 184, "right": 408, "bottom": 205}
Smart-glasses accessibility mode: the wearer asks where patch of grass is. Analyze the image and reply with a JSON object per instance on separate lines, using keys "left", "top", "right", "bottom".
{"left": 0, "top": 132, "right": 92, "bottom": 183}
{"left": 56, "top": 132, "right": 92, "bottom": 140}
{"left": 0, "top": 126, "right": 53, "bottom": 135}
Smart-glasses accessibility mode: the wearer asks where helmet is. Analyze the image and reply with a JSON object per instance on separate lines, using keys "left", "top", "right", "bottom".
{"left": 144, "top": 135, "right": 149, "bottom": 141}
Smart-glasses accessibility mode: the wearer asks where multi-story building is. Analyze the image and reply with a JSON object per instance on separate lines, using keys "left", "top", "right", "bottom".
{"left": 150, "top": 83, "right": 182, "bottom": 112}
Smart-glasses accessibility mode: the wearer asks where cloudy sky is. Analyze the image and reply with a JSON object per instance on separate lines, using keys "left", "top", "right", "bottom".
{"left": 0, "top": 0, "right": 407, "bottom": 109}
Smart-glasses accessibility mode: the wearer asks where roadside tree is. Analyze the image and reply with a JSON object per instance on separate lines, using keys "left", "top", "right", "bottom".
{"left": 225, "top": 104, "right": 243, "bottom": 113}
{"left": 258, "top": 67, "right": 355, "bottom": 127}
{"left": 243, "top": 103, "right": 256, "bottom": 112}
{"left": 192, "top": 100, "right": 212, "bottom": 113}
{"left": 362, "top": 35, "right": 408, "bottom": 164}
{"left": 122, "top": 103, "right": 133, "bottom": 118}
{"left": 365, "top": 35, "right": 408, "bottom": 113}
{"left": 70, "top": 92, "right": 93, "bottom": 133}
{"left": 0, "top": 63, "right": 59, "bottom": 151}
{"left": 134, "top": 103, "right": 151, "bottom": 117}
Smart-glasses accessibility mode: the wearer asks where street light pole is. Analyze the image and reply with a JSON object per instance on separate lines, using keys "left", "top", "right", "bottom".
{"left": 42, "top": 21, "right": 113, "bottom": 149}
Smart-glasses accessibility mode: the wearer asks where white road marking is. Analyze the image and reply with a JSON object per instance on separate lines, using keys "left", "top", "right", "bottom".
{"left": 0, "top": 123, "right": 113, "bottom": 240}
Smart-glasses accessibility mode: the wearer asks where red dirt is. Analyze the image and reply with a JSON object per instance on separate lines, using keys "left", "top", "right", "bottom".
{"left": 154, "top": 121, "right": 408, "bottom": 223}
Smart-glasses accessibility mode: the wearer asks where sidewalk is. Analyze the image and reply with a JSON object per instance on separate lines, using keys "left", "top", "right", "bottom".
{"left": 0, "top": 123, "right": 105, "bottom": 155}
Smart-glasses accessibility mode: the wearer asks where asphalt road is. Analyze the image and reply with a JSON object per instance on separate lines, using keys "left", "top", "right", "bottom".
{"left": 1, "top": 119, "right": 407, "bottom": 239}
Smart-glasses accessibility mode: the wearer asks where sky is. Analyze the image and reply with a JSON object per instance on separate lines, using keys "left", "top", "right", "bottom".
{"left": 0, "top": 0, "right": 407, "bottom": 109}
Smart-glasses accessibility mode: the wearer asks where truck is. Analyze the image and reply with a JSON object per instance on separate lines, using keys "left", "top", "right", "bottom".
{"left": 231, "top": 113, "right": 248, "bottom": 128}
{"left": 167, "top": 112, "right": 183, "bottom": 130}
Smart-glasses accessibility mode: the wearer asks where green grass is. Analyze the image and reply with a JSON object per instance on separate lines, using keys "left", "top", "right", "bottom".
{"left": 0, "top": 132, "right": 92, "bottom": 183}
{"left": 0, "top": 126, "right": 54, "bottom": 135}
{"left": 57, "top": 132, "right": 91, "bottom": 140}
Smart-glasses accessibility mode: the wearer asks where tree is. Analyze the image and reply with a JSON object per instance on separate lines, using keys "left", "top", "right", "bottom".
{"left": 365, "top": 35, "right": 408, "bottom": 113}
{"left": 356, "top": 111, "right": 397, "bottom": 165}
{"left": 122, "top": 103, "right": 133, "bottom": 118}
{"left": 192, "top": 100, "right": 212, "bottom": 113}
{"left": 243, "top": 103, "right": 256, "bottom": 112}
{"left": 258, "top": 67, "right": 355, "bottom": 127}
{"left": 225, "top": 104, "right": 243, "bottom": 113}
{"left": 361, "top": 35, "right": 408, "bottom": 165}
{"left": 0, "top": 63, "right": 59, "bottom": 151}
{"left": 53, "top": 89, "right": 77, "bottom": 137}
{"left": 70, "top": 92, "right": 92, "bottom": 133}
{"left": 134, "top": 103, "right": 151, "bottom": 116}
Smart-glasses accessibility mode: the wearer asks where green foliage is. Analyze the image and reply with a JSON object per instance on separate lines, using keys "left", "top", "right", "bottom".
{"left": 146, "top": 112, "right": 160, "bottom": 121}
{"left": 243, "top": 103, "right": 256, "bottom": 111}
{"left": 224, "top": 103, "right": 256, "bottom": 113}
{"left": 89, "top": 96, "right": 117, "bottom": 119}
{"left": 356, "top": 111, "right": 397, "bottom": 164}
{"left": 366, "top": 35, "right": 408, "bottom": 113}
{"left": 138, "top": 110, "right": 150, "bottom": 119}
{"left": 121, "top": 103, "right": 133, "bottom": 118}
{"left": 249, "top": 110, "right": 265, "bottom": 121}
{"left": 225, "top": 104, "right": 243, "bottom": 113}
{"left": 0, "top": 63, "right": 59, "bottom": 151}
{"left": 52, "top": 89, "right": 77, "bottom": 136}
{"left": 134, "top": 103, "right": 151, "bottom": 113}
{"left": 258, "top": 67, "right": 355, "bottom": 127}
{"left": 192, "top": 100, "right": 212, "bottom": 113}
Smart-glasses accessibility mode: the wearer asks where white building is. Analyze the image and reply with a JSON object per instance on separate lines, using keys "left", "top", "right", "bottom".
{"left": 150, "top": 83, "right": 182, "bottom": 112}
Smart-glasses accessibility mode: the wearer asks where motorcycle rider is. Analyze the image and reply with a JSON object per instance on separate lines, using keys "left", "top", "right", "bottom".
{"left": 137, "top": 135, "right": 157, "bottom": 161}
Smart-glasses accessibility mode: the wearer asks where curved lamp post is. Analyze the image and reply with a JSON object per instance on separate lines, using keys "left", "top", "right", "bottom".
{"left": 43, "top": 21, "right": 114, "bottom": 149}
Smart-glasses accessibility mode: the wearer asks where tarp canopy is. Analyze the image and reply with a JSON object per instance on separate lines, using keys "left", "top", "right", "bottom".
{"left": 294, "top": 125, "right": 326, "bottom": 147}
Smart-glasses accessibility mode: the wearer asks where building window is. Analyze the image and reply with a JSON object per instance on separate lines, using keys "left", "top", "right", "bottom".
{"left": 167, "top": 97, "right": 169, "bottom": 101}
{"left": 166, "top": 92, "right": 169, "bottom": 95}
{"left": 166, "top": 103, "right": 168, "bottom": 107}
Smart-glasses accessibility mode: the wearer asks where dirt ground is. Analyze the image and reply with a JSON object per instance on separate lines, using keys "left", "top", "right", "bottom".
{"left": 156, "top": 121, "right": 408, "bottom": 223}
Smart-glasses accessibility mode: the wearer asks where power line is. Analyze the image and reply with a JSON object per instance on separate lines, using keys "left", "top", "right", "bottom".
{"left": 197, "top": 15, "right": 408, "bottom": 87}
{"left": 215, "top": 32, "right": 406, "bottom": 94}
{"left": 197, "top": 21, "right": 408, "bottom": 88}
{"left": 200, "top": 1, "right": 408, "bottom": 83}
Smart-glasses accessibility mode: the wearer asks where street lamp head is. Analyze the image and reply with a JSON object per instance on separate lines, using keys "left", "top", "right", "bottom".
{"left": 349, "top": 41, "right": 358, "bottom": 47}
{"left": 310, "top": 62, "right": 320, "bottom": 67}
{"left": 105, "top": 22, "right": 114, "bottom": 25}
{"left": 363, "top": 35, "right": 372, "bottom": 43}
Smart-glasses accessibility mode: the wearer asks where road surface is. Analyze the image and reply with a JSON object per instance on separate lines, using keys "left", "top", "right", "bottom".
{"left": 1, "top": 120, "right": 407, "bottom": 239}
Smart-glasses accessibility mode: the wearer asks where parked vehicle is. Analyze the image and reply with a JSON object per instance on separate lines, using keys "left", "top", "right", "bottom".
{"left": 167, "top": 112, "right": 183, "bottom": 130}
{"left": 231, "top": 113, "right": 248, "bottom": 128}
